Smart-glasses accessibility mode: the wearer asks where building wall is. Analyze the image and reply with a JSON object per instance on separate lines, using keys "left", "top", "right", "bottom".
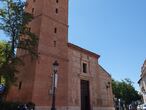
{"left": 7, "top": 0, "right": 69, "bottom": 107}
{"left": 98, "top": 65, "right": 114, "bottom": 107}
{"left": 30, "top": 0, "right": 69, "bottom": 106}
{"left": 139, "top": 60, "right": 146, "bottom": 103}
{"left": 7, "top": 55, "right": 36, "bottom": 102}
{"left": 68, "top": 45, "right": 114, "bottom": 110}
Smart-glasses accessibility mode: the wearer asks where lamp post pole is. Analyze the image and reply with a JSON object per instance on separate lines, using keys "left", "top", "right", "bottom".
{"left": 51, "top": 70, "right": 56, "bottom": 110}
{"left": 51, "top": 61, "right": 59, "bottom": 110}
{"left": 118, "top": 99, "right": 121, "bottom": 110}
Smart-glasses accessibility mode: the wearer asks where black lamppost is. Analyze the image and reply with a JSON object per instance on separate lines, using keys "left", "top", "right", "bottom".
{"left": 51, "top": 60, "right": 59, "bottom": 110}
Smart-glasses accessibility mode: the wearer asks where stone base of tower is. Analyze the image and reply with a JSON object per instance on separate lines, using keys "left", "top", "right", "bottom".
{"left": 35, "top": 106, "right": 115, "bottom": 110}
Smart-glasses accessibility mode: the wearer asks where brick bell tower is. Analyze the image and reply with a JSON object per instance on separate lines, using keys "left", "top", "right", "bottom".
{"left": 7, "top": 0, "right": 69, "bottom": 109}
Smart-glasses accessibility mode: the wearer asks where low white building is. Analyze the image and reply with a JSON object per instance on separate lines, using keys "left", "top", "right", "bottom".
{"left": 138, "top": 60, "right": 146, "bottom": 103}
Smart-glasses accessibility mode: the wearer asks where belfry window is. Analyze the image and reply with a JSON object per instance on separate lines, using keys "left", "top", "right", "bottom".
{"left": 54, "top": 41, "right": 56, "bottom": 47}
{"left": 54, "top": 28, "right": 57, "bottom": 33}
{"left": 56, "top": 8, "right": 58, "bottom": 14}
{"left": 56, "top": 0, "right": 58, "bottom": 3}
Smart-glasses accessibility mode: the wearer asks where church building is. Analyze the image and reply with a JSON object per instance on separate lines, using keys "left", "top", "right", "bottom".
{"left": 138, "top": 60, "right": 146, "bottom": 103}
{"left": 7, "top": 0, "right": 114, "bottom": 110}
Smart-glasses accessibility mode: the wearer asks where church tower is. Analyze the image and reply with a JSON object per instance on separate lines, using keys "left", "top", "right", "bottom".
{"left": 8, "top": 0, "right": 69, "bottom": 109}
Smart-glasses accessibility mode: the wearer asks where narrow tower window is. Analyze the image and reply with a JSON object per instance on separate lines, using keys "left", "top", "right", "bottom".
{"left": 18, "top": 81, "right": 22, "bottom": 90}
{"left": 54, "top": 41, "right": 56, "bottom": 47}
{"left": 54, "top": 28, "right": 57, "bottom": 33}
{"left": 56, "top": 8, "right": 58, "bottom": 14}
{"left": 56, "top": 0, "right": 59, "bottom": 3}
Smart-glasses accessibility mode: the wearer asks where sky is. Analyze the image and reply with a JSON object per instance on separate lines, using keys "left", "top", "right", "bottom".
{"left": 68, "top": 0, "right": 146, "bottom": 90}
{"left": 0, "top": 0, "right": 146, "bottom": 90}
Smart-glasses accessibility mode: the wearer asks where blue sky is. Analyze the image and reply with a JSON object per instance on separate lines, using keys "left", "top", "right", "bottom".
{"left": 68, "top": 0, "right": 146, "bottom": 90}
{"left": 0, "top": 0, "right": 146, "bottom": 90}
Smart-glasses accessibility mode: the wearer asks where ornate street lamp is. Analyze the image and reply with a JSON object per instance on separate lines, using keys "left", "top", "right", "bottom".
{"left": 51, "top": 60, "right": 59, "bottom": 110}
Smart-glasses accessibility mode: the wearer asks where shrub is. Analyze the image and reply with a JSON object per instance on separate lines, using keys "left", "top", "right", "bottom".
{"left": 0, "top": 101, "right": 35, "bottom": 110}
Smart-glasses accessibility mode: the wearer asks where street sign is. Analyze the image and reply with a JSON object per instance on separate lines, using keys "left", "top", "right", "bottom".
{"left": 55, "top": 74, "right": 58, "bottom": 88}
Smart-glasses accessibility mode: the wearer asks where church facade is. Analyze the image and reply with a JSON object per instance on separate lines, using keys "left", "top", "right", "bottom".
{"left": 7, "top": 0, "right": 114, "bottom": 110}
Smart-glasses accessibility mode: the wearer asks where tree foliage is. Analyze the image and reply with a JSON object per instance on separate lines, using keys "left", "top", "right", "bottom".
{"left": 0, "top": 41, "right": 20, "bottom": 74}
{"left": 112, "top": 78, "right": 141, "bottom": 105}
{"left": 0, "top": 0, "right": 38, "bottom": 57}
{"left": 0, "top": 41, "right": 9, "bottom": 65}
{"left": 0, "top": 41, "right": 23, "bottom": 97}
{"left": 0, "top": 0, "right": 38, "bottom": 95}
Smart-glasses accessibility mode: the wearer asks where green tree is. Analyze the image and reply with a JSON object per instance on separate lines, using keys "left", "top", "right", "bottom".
{"left": 112, "top": 78, "right": 141, "bottom": 105}
{"left": 0, "top": 41, "right": 22, "bottom": 98}
{"left": 0, "top": 0, "right": 38, "bottom": 96}
{"left": 0, "top": 41, "right": 8, "bottom": 65}
{"left": 0, "top": 0, "right": 38, "bottom": 57}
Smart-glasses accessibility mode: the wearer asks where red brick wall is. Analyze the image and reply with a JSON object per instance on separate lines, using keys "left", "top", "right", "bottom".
{"left": 7, "top": 0, "right": 69, "bottom": 107}
{"left": 68, "top": 46, "right": 114, "bottom": 109}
